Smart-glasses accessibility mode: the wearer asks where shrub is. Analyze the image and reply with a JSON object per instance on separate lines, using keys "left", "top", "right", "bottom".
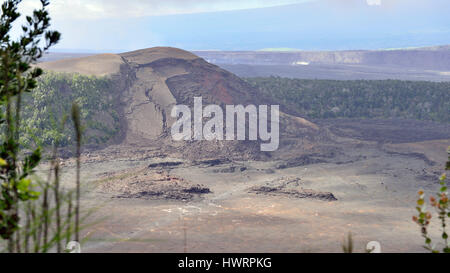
{"left": 413, "top": 148, "right": 450, "bottom": 253}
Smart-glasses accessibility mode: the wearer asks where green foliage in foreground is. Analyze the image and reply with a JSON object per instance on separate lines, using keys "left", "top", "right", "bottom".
{"left": 412, "top": 148, "right": 449, "bottom": 253}
{"left": 0, "top": 0, "right": 71, "bottom": 253}
{"left": 413, "top": 173, "right": 449, "bottom": 252}
{"left": 246, "top": 77, "right": 450, "bottom": 122}
{"left": 20, "top": 71, "right": 120, "bottom": 147}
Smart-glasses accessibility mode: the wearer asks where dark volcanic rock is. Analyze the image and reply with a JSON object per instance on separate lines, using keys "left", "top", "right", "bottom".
{"left": 195, "top": 158, "right": 231, "bottom": 167}
{"left": 213, "top": 165, "right": 247, "bottom": 173}
{"left": 148, "top": 161, "right": 183, "bottom": 168}
{"left": 183, "top": 185, "right": 211, "bottom": 194}
{"left": 249, "top": 177, "right": 337, "bottom": 201}
{"left": 250, "top": 185, "right": 337, "bottom": 201}
{"left": 276, "top": 155, "right": 327, "bottom": 169}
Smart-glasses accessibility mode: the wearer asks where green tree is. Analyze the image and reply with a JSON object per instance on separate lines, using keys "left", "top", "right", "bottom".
{"left": 0, "top": 0, "right": 60, "bottom": 252}
{"left": 20, "top": 71, "right": 119, "bottom": 148}
{"left": 246, "top": 77, "right": 450, "bottom": 122}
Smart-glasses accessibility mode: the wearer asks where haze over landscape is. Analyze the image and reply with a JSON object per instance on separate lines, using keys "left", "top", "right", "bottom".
{"left": 34, "top": 0, "right": 450, "bottom": 82}
{"left": 18, "top": 0, "right": 450, "bottom": 52}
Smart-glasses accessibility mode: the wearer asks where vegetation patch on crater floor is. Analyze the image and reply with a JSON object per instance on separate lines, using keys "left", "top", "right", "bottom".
{"left": 246, "top": 77, "right": 450, "bottom": 123}
{"left": 19, "top": 71, "right": 120, "bottom": 148}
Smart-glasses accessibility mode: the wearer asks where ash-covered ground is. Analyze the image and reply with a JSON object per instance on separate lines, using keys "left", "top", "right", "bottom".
{"left": 48, "top": 118, "right": 450, "bottom": 253}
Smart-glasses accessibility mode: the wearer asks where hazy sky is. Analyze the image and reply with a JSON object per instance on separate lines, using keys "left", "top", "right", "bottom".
{"left": 16, "top": 0, "right": 450, "bottom": 52}
{"left": 20, "top": 0, "right": 314, "bottom": 19}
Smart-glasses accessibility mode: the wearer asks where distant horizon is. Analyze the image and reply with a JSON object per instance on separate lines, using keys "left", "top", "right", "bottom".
{"left": 16, "top": 0, "right": 450, "bottom": 52}
{"left": 47, "top": 44, "right": 450, "bottom": 55}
